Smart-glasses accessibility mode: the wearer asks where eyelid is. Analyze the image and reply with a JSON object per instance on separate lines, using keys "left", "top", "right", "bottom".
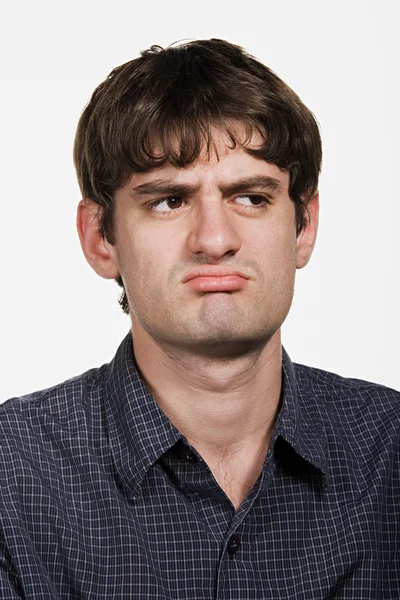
{"left": 147, "top": 193, "right": 273, "bottom": 214}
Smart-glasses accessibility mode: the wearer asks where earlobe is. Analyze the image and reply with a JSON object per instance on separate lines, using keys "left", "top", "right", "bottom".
{"left": 295, "top": 191, "right": 319, "bottom": 269}
{"left": 76, "top": 199, "right": 120, "bottom": 280}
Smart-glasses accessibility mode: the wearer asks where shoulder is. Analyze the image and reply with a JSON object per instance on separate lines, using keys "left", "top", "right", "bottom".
{"left": 292, "top": 360, "right": 400, "bottom": 455}
{"left": 0, "top": 364, "right": 108, "bottom": 454}
{"left": 293, "top": 360, "right": 400, "bottom": 410}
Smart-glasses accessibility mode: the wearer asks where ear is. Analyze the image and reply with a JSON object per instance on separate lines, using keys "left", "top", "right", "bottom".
{"left": 295, "top": 191, "right": 319, "bottom": 269}
{"left": 76, "top": 199, "right": 120, "bottom": 279}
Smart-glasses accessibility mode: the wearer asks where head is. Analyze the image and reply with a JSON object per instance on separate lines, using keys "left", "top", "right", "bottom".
{"left": 75, "top": 39, "right": 321, "bottom": 358}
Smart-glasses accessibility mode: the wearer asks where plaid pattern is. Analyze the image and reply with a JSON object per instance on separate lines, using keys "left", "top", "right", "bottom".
{"left": 0, "top": 330, "right": 399, "bottom": 599}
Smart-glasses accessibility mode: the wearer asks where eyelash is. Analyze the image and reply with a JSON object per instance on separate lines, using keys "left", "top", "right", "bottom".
{"left": 146, "top": 194, "right": 272, "bottom": 216}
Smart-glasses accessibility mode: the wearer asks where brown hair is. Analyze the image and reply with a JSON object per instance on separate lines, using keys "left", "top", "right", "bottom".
{"left": 73, "top": 38, "right": 322, "bottom": 314}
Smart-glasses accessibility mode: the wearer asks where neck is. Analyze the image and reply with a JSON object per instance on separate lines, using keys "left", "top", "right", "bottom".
{"left": 130, "top": 321, "right": 283, "bottom": 457}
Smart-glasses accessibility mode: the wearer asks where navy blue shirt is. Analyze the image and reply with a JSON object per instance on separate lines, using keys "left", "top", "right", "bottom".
{"left": 0, "top": 331, "right": 399, "bottom": 598}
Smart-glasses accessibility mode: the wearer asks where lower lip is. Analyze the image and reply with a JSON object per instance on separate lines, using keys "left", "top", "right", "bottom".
{"left": 187, "top": 275, "right": 248, "bottom": 292}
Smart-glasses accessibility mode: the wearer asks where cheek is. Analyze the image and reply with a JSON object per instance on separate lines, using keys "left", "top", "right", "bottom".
{"left": 250, "top": 222, "right": 297, "bottom": 269}
{"left": 251, "top": 230, "right": 297, "bottom": 309}
{"left": 118, "top": 226, "right": 172, "bottom": 291}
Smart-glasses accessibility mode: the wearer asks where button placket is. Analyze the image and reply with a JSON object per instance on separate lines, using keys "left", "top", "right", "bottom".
{"left": 227, "top": 534, "right": 241, "bottom": 556}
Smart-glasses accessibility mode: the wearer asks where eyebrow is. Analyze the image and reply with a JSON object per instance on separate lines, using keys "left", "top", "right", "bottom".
{"left": 130, "top": 175, "right": 284, "bottom": 199}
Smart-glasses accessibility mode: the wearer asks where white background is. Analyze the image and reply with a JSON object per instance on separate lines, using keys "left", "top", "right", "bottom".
{"left": 1, "top": 0, "right": 399, "bottom": 401}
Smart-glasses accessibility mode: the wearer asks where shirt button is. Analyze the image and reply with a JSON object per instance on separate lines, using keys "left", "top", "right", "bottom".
{"left": 227, "top": 534, "right": 241, "bottom": 555}
{"left": 183, "top": 448, "right": 197, "bottom": 463}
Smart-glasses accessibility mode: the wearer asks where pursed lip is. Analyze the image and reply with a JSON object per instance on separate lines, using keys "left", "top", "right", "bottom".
{"left": 182, "top": 267, "right": 249, "bottom": 283}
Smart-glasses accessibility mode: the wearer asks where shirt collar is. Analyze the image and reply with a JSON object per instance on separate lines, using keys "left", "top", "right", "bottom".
{"left": 104, "top": 331, "right": 183, "bottom": 498}
{"left": 276, "top": 346, "right": 329, "bottom": 481}
{"left": 104, "top": 332, "right": 329, "bottom": 498}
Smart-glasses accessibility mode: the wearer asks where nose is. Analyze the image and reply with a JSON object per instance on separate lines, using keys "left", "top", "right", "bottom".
{"left": 186, "top": 198, "right": 242, "bottom": 260}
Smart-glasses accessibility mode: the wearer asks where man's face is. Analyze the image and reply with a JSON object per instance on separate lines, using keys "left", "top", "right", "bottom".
{"left": 109, "top": 127, "right": 309, "bottom": 358}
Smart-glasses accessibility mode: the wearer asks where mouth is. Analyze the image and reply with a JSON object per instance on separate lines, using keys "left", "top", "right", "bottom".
{"left": 185, "top": 275, "right": 248, "bottom": 292}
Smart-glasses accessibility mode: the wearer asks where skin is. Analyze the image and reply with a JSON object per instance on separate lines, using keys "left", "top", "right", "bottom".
{"left": 77, "top": 125, "right": 319, "bottom": 509}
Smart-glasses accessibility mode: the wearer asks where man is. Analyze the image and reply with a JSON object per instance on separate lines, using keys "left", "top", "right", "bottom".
{"left": 0, "top": 39, "right": 399, "bottom": 599}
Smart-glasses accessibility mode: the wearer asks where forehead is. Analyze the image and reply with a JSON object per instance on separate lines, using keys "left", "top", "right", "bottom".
{"left": 123, "top": 124, "right": 289, "bottom": 192}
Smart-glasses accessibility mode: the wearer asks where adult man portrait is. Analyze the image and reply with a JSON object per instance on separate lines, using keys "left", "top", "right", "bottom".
{"left": 0, "top": 38, "right": 399, "bottom": 598}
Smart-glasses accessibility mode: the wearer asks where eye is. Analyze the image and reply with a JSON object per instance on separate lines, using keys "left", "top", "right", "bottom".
{"left": 147, "top": 193, "right": 271, "bottom": 216}
{"left": 235, "top": 194, "right": 270, "bottom": 208}
{"left": 149, "top": 197, "right": 185, "bottom": 213}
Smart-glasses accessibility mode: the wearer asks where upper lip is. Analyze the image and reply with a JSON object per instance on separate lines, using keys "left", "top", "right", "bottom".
{"left": 182, "top": 267, "right": 249, "bottom": 283}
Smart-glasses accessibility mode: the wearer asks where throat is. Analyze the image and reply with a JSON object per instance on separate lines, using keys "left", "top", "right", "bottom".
{"left": 216, "top": 473, "right": 258, "bottom": 511}
{"left": 193, "top": 441, "right": 269, "bottom": 511}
